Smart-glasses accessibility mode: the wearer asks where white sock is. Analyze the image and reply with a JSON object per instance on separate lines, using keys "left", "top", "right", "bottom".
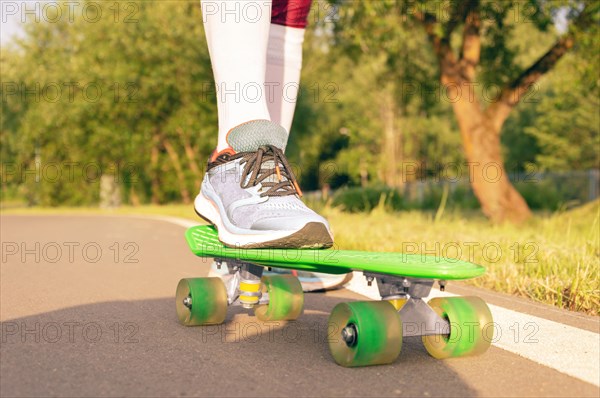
{"left": 265, "top": 24, "right": 306, "bottom": 136}
{"left": 201, "top": 0, "right": 273, "bottom": 151}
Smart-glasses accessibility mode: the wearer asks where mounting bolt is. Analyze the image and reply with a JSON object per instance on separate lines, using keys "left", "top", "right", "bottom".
{"left": 366, "top": 276, "right": 374, "bottom": 286}
{"left": 341, "top": 324, "right": 358, "bottom": 347}
{"left": 183, "top": 296, "right": 192, "bottom": 309}
{"left": 215, "top": 259, "right": 222, "bottom": 270}
{"left": 439, "top": 280, "right": 447, "bottom": 292}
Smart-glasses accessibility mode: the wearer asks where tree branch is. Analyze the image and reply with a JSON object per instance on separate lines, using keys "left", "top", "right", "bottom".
{"left": 413, "top": 8, "right": 457, "bottom": 75}
{"left": 163, "top": 138, "right": 191, "bottom": 204}
{"left": 485, "top": 4, "right": 594, "bottom": 128}
{"left": 506, "top": 36, "right": 573, "bottom": 105}
{"left": 413, "top": 9, "right": 443, "bottom": 60}
{"left": 458, "top": 0, "right": 481, "bottom": 81}
{"left": 445, "top": 0, "right": 476, "bottom": 44}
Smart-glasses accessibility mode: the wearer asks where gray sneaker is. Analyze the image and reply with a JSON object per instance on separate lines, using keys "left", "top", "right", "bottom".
{"left": 194, "top": 120, "right": 334, "bottom": 249}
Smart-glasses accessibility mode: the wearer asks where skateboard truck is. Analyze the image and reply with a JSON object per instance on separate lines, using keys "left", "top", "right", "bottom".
{"left": 218, "top": 259, "right": 269, "bottom": 308}
{"left": 364, "top": 273, "right": 450, "bottom": 337}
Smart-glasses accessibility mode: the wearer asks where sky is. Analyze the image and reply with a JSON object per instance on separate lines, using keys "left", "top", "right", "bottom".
{"left": 1, "top": 2, "right": 27, "bottom": 46}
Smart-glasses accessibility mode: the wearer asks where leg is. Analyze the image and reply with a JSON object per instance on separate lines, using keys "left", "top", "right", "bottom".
{"left": 201, "top": 0, "right": 273, "bottom": 151}
{"left": 266, "top": 0, "right": 312, "bottom": 135}
{"left": 196, "top": 0, "right": 332, "bottom": 248}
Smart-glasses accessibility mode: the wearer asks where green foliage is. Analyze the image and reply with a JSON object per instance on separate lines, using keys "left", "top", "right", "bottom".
{"left": 525, "top": 56, "right": 600, "bottom": 171}
{"left": 503, "top": 50, "right": 600, "bottom": 172}
{"left": 332, "top": 186, "right": 405, "bottom": 212}
{"left": 2, "top": 1, "right": 215, "bottom": 205}
{"left": 324, "top": 175, "right": 591, "bottom": 213}
{"left": 1, "top": 0, "right": 598, "bottom": 207}
{"left": 330, "top": 184, "right": 480, "bottom": 212}
{"left": 514, "top": 171, "right": 598, "bottom": 210}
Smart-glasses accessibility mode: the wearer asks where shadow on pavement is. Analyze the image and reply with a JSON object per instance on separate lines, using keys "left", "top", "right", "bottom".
{"left": 1, "top": 294, "right": 478, "bottom": 397}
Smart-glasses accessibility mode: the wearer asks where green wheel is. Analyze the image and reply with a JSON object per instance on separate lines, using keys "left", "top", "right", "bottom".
{"left": 328, "top": 301, "right": 402, "bottom": 367}
{"left": 422, "top": 296, "right": 493, "bottom": 359}
{"left": 176, "top": 277, "right": 228, "bottom": 326}
{"left": 255, "top": 275, "right": 304, "bottom": 321}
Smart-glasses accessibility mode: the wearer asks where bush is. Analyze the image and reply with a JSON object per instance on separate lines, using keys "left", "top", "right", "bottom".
{"left": 332, "top": 186, "right": 405, "bottom": 212}
{"left": 331, "top": 174, "right": 594, "bottom": 213}
{"left": 420, "top": 184, "right": 480, "bottom": 210}
{"left": 331, "top": 184, "right": 480, "bottom": 212}
{"left": 514, "top": 179, "right": 571, "bottom": 210}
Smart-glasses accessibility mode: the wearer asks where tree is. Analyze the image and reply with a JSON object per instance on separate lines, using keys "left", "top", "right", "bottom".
{"left": 2, "top": 0, "right": 597, "bottom": 210}
{"left": 1, "top": 1, "right": 216, "bottom": 205}
{"left": 293, "top": 1, "right": 464, "bottom": 190}
{"left": 330, "top": 0, "right": 598, "bottom": 222}
{"left": 410, "top": 0, "right": 597, "bottom": 222}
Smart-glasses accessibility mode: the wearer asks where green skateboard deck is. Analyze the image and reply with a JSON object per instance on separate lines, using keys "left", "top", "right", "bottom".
{"left": 185, "top": 225, "right": 485, "bottom": 280}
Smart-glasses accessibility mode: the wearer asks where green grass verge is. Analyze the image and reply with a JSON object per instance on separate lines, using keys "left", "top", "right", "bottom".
{"left": 324, "top": 202, "right": 599, "bottom": 316}
{"left": 2, "top": 201, "right": 598, "bottom": 315}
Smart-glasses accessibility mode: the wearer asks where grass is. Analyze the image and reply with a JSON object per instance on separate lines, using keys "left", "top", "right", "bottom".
{"left": 324, "top": 203, "right": 599, "bottom": 316}
{"left": 2, "top": 200, "right": 599, "bottom": 315}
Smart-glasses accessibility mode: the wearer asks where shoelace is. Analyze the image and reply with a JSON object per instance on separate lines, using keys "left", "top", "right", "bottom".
{"left": 231, "top": 145, "right": 303, "bottom": 197}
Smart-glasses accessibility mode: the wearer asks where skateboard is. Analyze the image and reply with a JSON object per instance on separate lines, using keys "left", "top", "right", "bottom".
{"left": 177, "top": 225, "right": 494, "bottom": 367}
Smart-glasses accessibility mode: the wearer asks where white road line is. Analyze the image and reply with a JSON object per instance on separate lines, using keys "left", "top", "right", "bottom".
{"left": 138, "top": 215, "right": 199, "bottom": 229}
{"left": 347, "top": 271, "right": 600, "bottom": 387}
{"left": 150, "top": 216, "right": 600, "bottom": 387}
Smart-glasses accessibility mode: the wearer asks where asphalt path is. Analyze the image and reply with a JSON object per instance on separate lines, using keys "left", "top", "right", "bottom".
{"left": 1, "top": 215, "right": 598, "bottom": 397}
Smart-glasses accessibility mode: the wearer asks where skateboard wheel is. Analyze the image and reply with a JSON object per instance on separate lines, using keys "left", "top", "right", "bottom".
{"left": 176, "top": 277, "right": 227, "bottom": 326}
{"left": 328, "top": 301, "right": 402, "bottom": 367}
{"left": 422, "top": 296, "right": 493, "bottom": 359}
{"left": 255, "top": 275, "right": 304, "bottom": 321}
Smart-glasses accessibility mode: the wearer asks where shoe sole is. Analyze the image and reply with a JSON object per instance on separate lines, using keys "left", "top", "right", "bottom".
{"left": 194, "top": 196, "right": 333, "bottom": 249}
{"left": 241, "top": 222, "right": 334, "bottom": 249}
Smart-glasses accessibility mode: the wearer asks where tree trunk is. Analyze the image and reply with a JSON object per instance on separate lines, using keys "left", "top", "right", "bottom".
{"left": 129, "top": 185, "right": 140, "bottom": 206}
{"left": 163, "top": 138, "right": 191, "bottom": 204}
{"left": 360, "top": 159, "right": 368, "bottom": 187}
{"left": 380, "top": 91, "right": 403, "bottom": 188}
{"left": 445, "top": 75, "right": 531, "bottom": 223}
{"left": 150, "top": 132, "right": 161, "bottom": 204}
{"left": 177, "top": 128, "right": 202, "bottom": 190}
{"left": 99, "top": 174, "right": 121, "bottom": 208}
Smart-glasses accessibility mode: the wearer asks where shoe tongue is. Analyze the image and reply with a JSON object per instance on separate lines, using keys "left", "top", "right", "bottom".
{"left": 226, "top": 120, "right": 288, "bottom": 153}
